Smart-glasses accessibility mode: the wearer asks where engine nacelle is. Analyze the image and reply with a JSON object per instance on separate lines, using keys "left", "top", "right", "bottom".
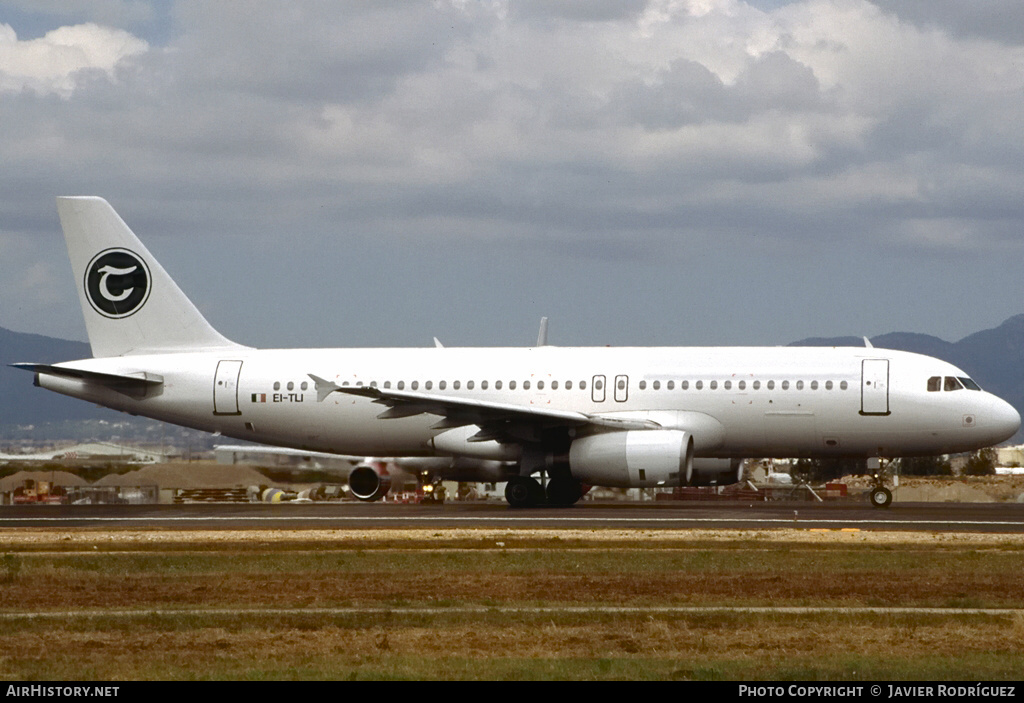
{"left": 690, "top": 458, "right": 743, "bottom": 487}
{"left": 347, "top": 463, "right": 392, "bottom": 502}
{"left": 568, "top": 430, "right": 694, "bottom": 488}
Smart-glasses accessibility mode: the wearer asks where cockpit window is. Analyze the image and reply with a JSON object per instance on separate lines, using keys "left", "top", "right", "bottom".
{"left": 959, "top": 377, "right": 982, "bottom": 391}
{"left": 927, "top": 376, "right": 941, "bottom": 392}
{"left": 943, "top": 376, "right": 964, "bottom": 391}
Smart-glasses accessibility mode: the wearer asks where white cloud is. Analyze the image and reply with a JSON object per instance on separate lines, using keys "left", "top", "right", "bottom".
{"left": 2, "top": 1, "right": 1024, "bottom": 346}
{"left": 0, "top": 22, "right": 148, "bottom": 97}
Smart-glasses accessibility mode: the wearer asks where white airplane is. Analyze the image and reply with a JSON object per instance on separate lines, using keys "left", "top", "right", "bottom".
{"left": 13, "top": 197, "right": 1021, "bottom": 508}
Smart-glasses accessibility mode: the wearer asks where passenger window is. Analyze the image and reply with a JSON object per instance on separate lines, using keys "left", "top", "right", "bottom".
{"left": 468, "top": 380, "right": 475, "bottom": 390}
{"left": 767, "top": 380, "right": 775, "bottom": 390}
{"left": 753, "top": 380, "right": 760, "bottom": 390}
{"left": 398, "top": 381, "right": 405, "bottom": 390}
{"left": 810, "top": 381, "right": 818, "bottom": 390}
{"left": 682, "top": 380, "right": 689, "bottom": 390}
{"left": 537, "top": 381, "right": 544, "bottom": 390}
{"left": 668, "top": 380, "right": 674, "bottom": 390}
{"left": 580, "top": 381, "right": 586, "bottom": 390}
{"left": 653, "top": 381, "right": 660, "bottom": 390}
{"left": 510, "top": 381, "right": 517, "bottom": 390}
{"left": 425, "top": 381, "right": 433, "bottom": 390}
{"left": 565, "top": 381, "right": 572, "bottom": 390}
{"left": 439, "top": 381, "right": 446, "bottom": 390}
{"left": 696, "top": 381, "right": 703, "bottom": 390}
{"left": 724, "top": 381, "right": 731, "bottom": 390}
{"left": 825, "top": 380, "right": 833, "bottom": 390}
{"left": 552, "top": 381, "right": 558, "bottom": 390}
{"left": 481, "top": 380, "right": 488, "bottom": 390}
{"left": 710, "top": 381, "right": 718, "bottom": 390}
{"left": 796, "top": 381, "right": 804, "bottom": 390}
{"left": 944, "top": 376, "right": 963, "bottom": 391}
{"left": 412, "top": 381, "right": 419, "bottom": 390}
{"left": 524, "top": 380, "right": 531, "bottom": 390}
{"left": 639, "top": 381, "right": 647, "bottom": 390}
{"left": 782, "top": 381, "right": 790, "bottom": 390}
{"left": 454, "top": 380, "right": 461, "bottom": 390}
{"left": 496, "top": 380, "right": 503, "bottom": 390}
{"left": 738, "top": 380, "right": 745, "bottom": 390}
{"left": 840, "top": 381, "right": 848, "bottom": 390}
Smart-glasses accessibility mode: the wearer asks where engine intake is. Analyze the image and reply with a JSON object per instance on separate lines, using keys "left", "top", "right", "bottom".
{"left": 347, "top": 464, "right": 391, "bottom": 502}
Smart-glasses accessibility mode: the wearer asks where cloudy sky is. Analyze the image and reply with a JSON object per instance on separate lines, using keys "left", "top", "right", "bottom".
{"left": 2, "top": 0, "right": 1023, "bottom": 351}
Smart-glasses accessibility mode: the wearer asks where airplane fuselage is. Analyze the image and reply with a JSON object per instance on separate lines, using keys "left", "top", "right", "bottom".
{"left": 36, "top": 345, "right": 1018, "bottom": 461}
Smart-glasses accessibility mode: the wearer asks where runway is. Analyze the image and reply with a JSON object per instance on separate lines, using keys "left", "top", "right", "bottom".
{"left": 2, "top": 500, "right": 1024, "bottom": 532}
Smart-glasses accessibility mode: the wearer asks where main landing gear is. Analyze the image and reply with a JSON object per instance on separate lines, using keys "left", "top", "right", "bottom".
{"left": 505, "top": 473, "right": 584, "bottom": 508}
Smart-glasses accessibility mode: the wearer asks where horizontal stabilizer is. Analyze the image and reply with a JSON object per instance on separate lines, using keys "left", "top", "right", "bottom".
{"left": 11, "top": 363, "right": 163, "bottom": 399}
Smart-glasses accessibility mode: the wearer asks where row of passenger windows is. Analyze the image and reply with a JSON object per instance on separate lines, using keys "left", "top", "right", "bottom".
{"left": 272, "top": 378, "right": 851, "bottom": 392}
{"left": 927, "top": 376, "right": 981, "bottom": 392}
{"left": 380, "top": 379, "right": 580, "bottom": 391}
{"left": 637, "top": 379, "right": 849, "bottom": 391}
{"left": 272, "top": 376, "right": 982, "bottom": 395}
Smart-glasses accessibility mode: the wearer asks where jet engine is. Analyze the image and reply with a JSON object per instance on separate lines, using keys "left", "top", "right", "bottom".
{"left": 347, "top": 462, "right": 392, "bottom": 502}
{"left": 690, "top": 458, "right": 744, "bottom": 486}
{"left": 568, "top": 430, "right": 694, "bottom": 488}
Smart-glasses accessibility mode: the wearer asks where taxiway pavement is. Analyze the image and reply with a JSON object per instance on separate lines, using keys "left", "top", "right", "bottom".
{"left": 2, "top": 501, "right": 1023, "bottom": 532}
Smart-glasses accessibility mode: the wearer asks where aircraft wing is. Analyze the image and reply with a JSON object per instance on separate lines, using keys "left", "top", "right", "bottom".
{"left": 309, "top": 374, "right": 657, "bottom": 443}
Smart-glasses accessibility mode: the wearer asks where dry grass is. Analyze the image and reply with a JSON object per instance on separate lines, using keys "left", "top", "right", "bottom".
{"left": 2, "top": 527, "right": 1024, "bottom": 679}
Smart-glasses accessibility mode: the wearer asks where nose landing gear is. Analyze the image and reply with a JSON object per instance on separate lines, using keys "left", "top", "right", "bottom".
{"left": 869, "top": 483, "right": 892, "bottom": 508}
{"left": 868, "top": 457, "right": 894, "bottom": 508}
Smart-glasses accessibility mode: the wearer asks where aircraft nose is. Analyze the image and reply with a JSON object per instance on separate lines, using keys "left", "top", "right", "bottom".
{"left": 989, "top": 396, "right": 1021, "bottom": 443}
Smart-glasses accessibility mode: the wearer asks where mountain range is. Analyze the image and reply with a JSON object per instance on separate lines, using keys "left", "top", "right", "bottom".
{"left": 0, "top": 327, "right": 98, "bottom": 427}
{"left": 3, "top": 316, "right": 1023, "bottom": 440}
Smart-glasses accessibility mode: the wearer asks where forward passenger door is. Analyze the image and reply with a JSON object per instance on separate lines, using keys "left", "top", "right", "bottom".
{"left": 861, "top": 359, "right": 890, "bottom": 416}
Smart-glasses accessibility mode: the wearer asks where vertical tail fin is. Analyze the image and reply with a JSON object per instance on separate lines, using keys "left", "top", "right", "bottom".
{"left": 57, "top": 196, "right": 246, "bottom": 357}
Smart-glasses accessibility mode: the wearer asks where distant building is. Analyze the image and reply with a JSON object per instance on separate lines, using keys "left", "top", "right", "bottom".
{"left": 0, "top": 441, "right": 168, "bottom": 464}
{"left": 214, "top": 444, "right": 356, "bottom": 471}
{"left": 997, "top": 445, "right": 1024, "bottom": 468}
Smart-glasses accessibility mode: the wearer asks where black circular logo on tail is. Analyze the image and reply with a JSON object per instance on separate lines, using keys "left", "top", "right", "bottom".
{"left": 84, "top": 249, "right": 151, "bottom": 318}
